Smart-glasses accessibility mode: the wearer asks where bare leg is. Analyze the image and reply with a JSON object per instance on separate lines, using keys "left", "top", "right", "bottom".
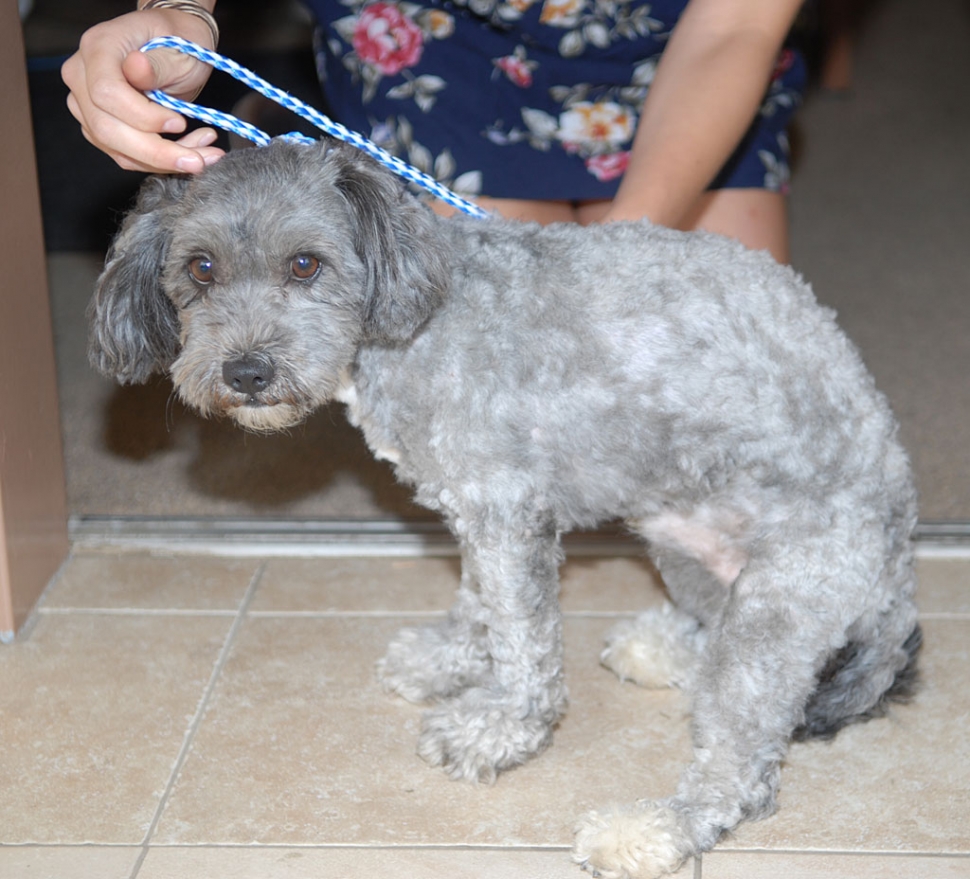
{"left": 433, "top": 189, "right": 789, "bottom": 263}
{"left": 431, "top": 195, "right": 578, "bottom": 224}
{"left": 682, "top": 189, "right": 790, "bottom": 264}
{"left": 577, "top": 188, "right": 790, "bottom": 264}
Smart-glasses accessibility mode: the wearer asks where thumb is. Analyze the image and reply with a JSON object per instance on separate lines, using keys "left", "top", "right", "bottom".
{"left": 122, "top": 45, "right": 209, "bottom": 100}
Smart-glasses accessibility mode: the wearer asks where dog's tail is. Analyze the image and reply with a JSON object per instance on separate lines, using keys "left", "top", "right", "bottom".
{"left": 792, "top": 622, "right": 922, "bottom": 742}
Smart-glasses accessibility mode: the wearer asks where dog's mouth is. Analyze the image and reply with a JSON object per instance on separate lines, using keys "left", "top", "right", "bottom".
{"left": 219, "top": 353, "right": 306, "bottom": 425}
{"left": 170, "top": 351, "right": 326, "bottom": 432}
{"left": 226, "top": 395, "right": 307, "bottom": 432}
{"left": 177, "top": 368, "right": 309, "bottom": 433}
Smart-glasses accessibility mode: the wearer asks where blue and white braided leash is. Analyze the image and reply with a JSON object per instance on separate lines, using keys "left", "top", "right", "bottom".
{"left": 140, "top": 36, "right": 490, "bottom": 220}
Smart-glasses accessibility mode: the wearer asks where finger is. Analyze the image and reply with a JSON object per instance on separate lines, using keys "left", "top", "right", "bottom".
{"left": 78, "top": 114, "right": 221, "bottom": 174}
{"left": 61, "top": 10, "right": 220, "bottom": 173}
{"left": 65, "top": 62, "right": 189, "bottom": 154}
{"left": 176, "top": 127, "right": 220, "bottom": 149}
{"left": 65, "top": 19, "right": 213, "bottom": 139}
{"left": 70, "top": 80, "right": 224, "bottom": 174}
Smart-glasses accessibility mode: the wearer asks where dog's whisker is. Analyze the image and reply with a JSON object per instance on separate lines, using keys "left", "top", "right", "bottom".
{"left": 163, "top": 386, "right": 179, "bottom": 433}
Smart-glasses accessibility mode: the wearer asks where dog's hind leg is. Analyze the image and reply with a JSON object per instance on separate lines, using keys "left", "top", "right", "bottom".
{"left": 378, "top": 554, "right": 492, "bottom": 703}
{"left": 415, "top": 513, "right": 569, "bottom": 783}
{"left": 599, "top": 529, "right": 736, "bottom": 692}
{"left": 795, "top": 559, "right": 921, "bottom": 741}
{"left": 575, "top": 537, "right": 866, "bottom": 878}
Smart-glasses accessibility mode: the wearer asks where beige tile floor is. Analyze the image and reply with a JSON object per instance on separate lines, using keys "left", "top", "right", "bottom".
{"left": 2, "top": 548, "right": 968, "bottom": 878}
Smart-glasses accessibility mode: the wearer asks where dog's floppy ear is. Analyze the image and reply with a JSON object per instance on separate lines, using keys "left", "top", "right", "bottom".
{"left": 88, "top": 175, "right": 188, "bottom": 384}
{"left": 330, "top": 146, "right": 450, "bottom": 342}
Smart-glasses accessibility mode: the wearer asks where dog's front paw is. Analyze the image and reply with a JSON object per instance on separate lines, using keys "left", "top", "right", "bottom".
{"left": 377, "top": 623, "right": 490, "bottom": 703}
{"left": 573, "top": 802, "right": 691, "bottom": 879}
{"left": 417, "top": 688, "right": 562, "bottom": 783}
{"left": 600, "top": 604, "right": 704, "bottom": 690}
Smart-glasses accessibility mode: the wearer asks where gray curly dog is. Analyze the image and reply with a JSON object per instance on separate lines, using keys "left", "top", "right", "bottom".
{"left": 90, "top": 139, "right": 921, "bottom": 878}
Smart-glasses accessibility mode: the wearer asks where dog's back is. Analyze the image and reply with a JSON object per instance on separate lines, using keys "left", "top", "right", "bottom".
{"left": 356, "top": 215, "right": 913, "bottom": 539}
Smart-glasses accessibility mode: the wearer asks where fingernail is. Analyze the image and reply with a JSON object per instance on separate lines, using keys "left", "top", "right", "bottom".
{"left": 162, "top": 117, "right": 184, "bottom": 134}
{"left": 175, "top": 155, "right": 204, "bottom": 173}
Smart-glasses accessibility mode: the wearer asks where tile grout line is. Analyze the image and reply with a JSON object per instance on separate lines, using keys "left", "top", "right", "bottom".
{"left": 707, "top": 848, "right": 970, "bottom": 857}
{"left": 127, "top": 562, "right": 268, "bottom": 879}
{"left": 39, "top": 607, "right": 239, "bottom": 617}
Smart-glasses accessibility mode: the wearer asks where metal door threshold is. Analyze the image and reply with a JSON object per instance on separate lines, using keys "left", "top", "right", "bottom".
{"left": 68, "top": 515, "right": 970, "bottom": 558}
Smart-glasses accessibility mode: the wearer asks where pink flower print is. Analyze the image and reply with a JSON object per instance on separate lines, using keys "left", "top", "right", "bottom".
{"left": 493, "top": 49, "right": 536, "bottom": 88}
{"left": 585, "top": 151, "right": 630, "bottom": 181}
{"left": 352, "top": 2, "right": 424, "bottom": 76}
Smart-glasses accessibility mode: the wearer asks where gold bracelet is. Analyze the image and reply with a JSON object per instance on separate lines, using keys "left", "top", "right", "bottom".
{"left": 137, "top": 0, "right": 219, "bottom": 48}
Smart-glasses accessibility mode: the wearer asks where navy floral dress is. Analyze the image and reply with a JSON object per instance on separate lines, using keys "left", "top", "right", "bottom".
{"left": 304, "top": 0, "right": 806, "bottom": 202}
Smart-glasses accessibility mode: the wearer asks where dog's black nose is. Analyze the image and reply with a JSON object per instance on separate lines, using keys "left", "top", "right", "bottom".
{"left": 223, "top": 354, "right": 276, "bottom": 396}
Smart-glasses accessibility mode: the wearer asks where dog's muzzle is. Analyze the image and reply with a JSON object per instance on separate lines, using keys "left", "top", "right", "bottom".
{"left": 222, "top": 353, "right": 275, "bottom": 400}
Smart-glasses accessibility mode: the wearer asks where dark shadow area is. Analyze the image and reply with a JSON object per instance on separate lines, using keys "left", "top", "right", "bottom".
{"left": 98, "top": 376, "right": 428, "bottom": 514}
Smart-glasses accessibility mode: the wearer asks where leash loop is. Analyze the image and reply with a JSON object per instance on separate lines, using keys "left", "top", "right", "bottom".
{"left": 140, "top": 36, "right": 490, "bottom": 219}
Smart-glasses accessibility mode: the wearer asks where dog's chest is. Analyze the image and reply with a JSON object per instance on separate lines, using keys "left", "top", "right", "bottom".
{"left": 335, "top": 368, "right": 403, "bottom": 466}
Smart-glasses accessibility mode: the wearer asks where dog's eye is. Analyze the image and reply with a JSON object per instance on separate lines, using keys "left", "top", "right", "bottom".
{"left": 188, "top": 257, "right": 214, "bottom": 285}
{"left": 290, "top": 254, "right": 321, "bottom": 281}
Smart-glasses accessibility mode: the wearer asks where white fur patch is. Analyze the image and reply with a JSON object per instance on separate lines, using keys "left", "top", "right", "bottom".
{"left": 335, "top": 369, "right": 402, "bottom": 464}
{"left": 230, "top": 401, "right": 303, "bottom": 433}
{"left": 600, "top": 603, "right": 705, "bottom": 690}
{"left": 574, "top": 801, "right": 690, "bottom": 879}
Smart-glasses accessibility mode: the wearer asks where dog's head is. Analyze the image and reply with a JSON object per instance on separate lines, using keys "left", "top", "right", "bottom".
{"left": 89, "top": 139, "right": 450, "bottom": 432}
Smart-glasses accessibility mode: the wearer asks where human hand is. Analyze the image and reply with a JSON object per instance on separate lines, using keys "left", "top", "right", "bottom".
{"left": 62, "top": 9, "right": 224, "bottom": 174}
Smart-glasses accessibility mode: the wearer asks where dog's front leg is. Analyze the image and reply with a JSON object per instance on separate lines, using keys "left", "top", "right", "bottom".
{"left": 416, "top": 516, "right": 568, "bottom": 783}
{"left": 378, "top": 556, "right": 492, "bottom": 703}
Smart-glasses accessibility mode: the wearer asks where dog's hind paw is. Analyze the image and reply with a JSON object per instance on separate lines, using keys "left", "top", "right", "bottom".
{"left": 600, "top": 604, "right": 704, "bottom": 690}
{"left": 573, "top": 802, "right": 691, "bottom": 879}
{"left": 377, "top": 623, "right": 489, "bottom": 703}
{"left": 417, "top": 687, "right": 561, "bottom": 783}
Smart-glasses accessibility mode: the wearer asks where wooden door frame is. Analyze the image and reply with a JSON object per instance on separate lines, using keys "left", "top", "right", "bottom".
{"left": 0, "top": 7, "right": 70, "bottom": 641}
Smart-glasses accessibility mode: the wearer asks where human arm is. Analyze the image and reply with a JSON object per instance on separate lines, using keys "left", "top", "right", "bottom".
{"left": 61, "top": 1, "right": 224, "bottom": 174}
{"left": 600, "top": 0, "right": 804, "bottom": 225}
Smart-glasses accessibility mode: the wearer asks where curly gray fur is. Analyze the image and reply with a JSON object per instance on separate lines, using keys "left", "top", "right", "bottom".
{"left": 90, "top": 139, "right": 920, "bottom": 879}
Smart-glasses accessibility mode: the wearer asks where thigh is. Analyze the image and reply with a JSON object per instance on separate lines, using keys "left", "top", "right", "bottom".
{"left": 681, "top": 188, "right": 791, "bottom": 263}
{"left": 576, "top": 189, "right": 790, "bottom": 263}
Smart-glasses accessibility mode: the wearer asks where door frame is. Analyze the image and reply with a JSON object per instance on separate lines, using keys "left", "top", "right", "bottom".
{"left": 0, "top": 7, "right": 70, "bottom": 641}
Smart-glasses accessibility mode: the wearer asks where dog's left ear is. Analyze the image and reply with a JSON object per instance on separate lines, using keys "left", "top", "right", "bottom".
{"left": 330, "top": 146, "right": 450, "bottom": 342}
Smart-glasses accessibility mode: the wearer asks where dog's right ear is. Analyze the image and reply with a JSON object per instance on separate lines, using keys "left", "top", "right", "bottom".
{"left": 88, "top": 175, "right": 188, "bottom": 384}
